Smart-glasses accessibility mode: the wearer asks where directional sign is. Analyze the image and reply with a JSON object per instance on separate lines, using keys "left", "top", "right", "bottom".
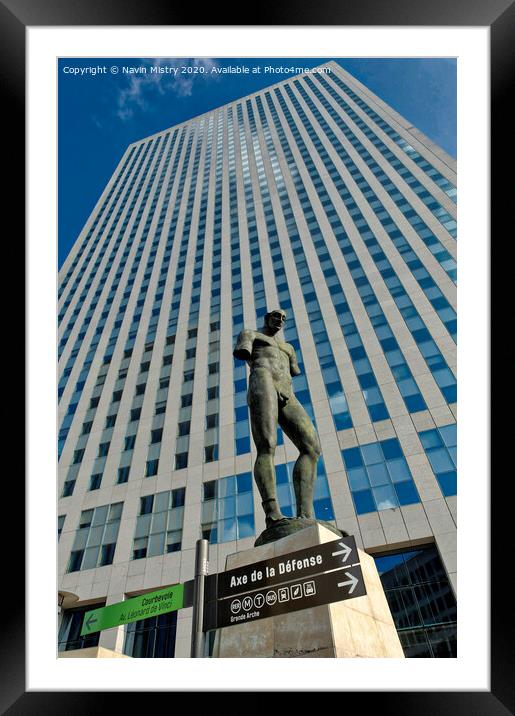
{"left": 205, "top": 564, "right": 366, "bottom": 630}
{"left": 217, "top": 536, "right": 358, "bottom": 599}
{"left": 80, "top": 583, "right": 185, "bottom": 636}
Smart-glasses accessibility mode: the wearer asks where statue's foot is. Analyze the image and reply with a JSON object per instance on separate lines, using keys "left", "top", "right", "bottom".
{"left": 265, "top": 514, "right": 291, "bottom": 529}
{"left": 297, "top": 512, "right": 315, "bottom": 520}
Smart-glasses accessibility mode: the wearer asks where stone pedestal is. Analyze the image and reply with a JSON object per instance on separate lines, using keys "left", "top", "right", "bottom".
{"left": 212, "top": 524, "right": 404, "bottom": 658}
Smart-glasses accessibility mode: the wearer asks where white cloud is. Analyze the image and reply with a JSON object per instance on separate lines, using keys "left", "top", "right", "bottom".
{"left": 115, "top": 58, "right": 220, "bottom": 121}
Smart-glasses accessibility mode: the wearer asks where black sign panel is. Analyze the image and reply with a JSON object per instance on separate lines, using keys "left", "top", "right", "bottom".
{"left": 205, "top": 564, "right": 366, "bottom": 631}
{"left": 217, "top": 536, "right": 359, "bottom": 599}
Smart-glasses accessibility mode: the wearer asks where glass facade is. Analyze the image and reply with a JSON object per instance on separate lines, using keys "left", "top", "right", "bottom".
{"left": 201, "top": 473, "right": 255, "bottom": 544}
{"left": 374, "top": 545, "right": 457, "bottom": 657}
{"left": 123, "top": 611, "right": 178, "bottom": 658}
{"left": 342, "top": 438, "right": 420, "bottom": 514}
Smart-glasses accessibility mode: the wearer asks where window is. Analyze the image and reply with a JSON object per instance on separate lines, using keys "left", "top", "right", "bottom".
{"left": 206, "top": 414, "right": 218, "bottom": 429}
{"left": 62, "top": 480, "right": 75, "bottom": 497}
{"left": 203, "top": 481, "right": 216, "bottom": 500}
{"left": 418, "top": 424, "right": 457, "bottom": 497}
{"left": 123, "top": 611, "right": 177, "bottom": 658}
{"left": 136, "top": 383, "right": 146, "bottom": 396}
{"left": 204, "top": 444, "right": 218, "bottom": 463}
{"left": 342, "top": 438, "right": 420, "bottom": 515}
{"left": 112, "top": 390, "right": 122, "bottom": 403}
{"left": 79, "top": 510, "right": 93, "bottom": 529}
{"left": 89, "top": 473, "right": 102, "bottom": 491}
{"left": 207, "top": 386, "right": 219, "bottom": 400}
{"left": 118, "top": 466, "right": 130, "bottom": 484}
{"left": 90, "top": 397, "right": 100, "bottom": 409}
{"left": 58, "top": 515, "right": 65, "bottom": 540}
{"left": 172, "top": 488, "right": 185, "bottom": 508}
{"left": 105, "top": 414, "right": 117, "bottom": 428}
{"left": 175, "top": 453, "right": 188, "bottom": 470}
{"left": 99, "top": 543, "right": 116, "bottom": 566}
{"left": 66, "top": 502, "right": 123, "bottom": 573}
{"left": 181, "top": 394, "right": 192, "bottom": 408}
{"left": 177, "top": 421, "right": 190, "bottom": 437}
{"left": 132, "top": 489, "right": 185, "bottom": 560}
{"left": 125, "top": 435, "right": 136, "bottom": 451}
{"left": 201, "top": 472, "right": 255, "bottom": 544}
{"left": 68, "top": 550, "right": 84, "bottom": 572}
{"left": 155, "top": 401, "right": 167, "bottom": 415}
{"left": 82, "top": 421, "right": 93, "bottom": 435}
{"left": 131, "top": 408, "right": 141, "bottom": 422}
{"left": 58, "top": 604, "right": 102, "bottom": 652}
{"left": 146, "top": 459, "right": 159, "bottom": 477}
{"left": 73, "top": 449, "right": 85, "bottom": 464}
{"left": 140, "top": 495, "right": 154, "bottom": 514}
{"left": 98, "top": 442, "right": 110, "bottom": 457}
{"left": 151, "top": 429, "right": 163, "bottom": 444}
{"left": 374, "top": 545, "right": 457, "bottom": 657}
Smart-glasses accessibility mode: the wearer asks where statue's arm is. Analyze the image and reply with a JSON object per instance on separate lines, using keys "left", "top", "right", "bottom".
{"left": 288, "top": 345, "right": 301, "bottom": 376}
{"left": 233, "top": 329, "right": 254, "bottom": 362}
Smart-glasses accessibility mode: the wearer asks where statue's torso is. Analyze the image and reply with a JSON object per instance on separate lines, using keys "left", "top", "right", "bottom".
{"left": 248, "top": 332, "right": 293, "bottom": 399}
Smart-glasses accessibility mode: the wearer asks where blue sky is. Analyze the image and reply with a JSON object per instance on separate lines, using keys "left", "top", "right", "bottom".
{"left": 58, "top": 57, "right": 456, "bottom": 269}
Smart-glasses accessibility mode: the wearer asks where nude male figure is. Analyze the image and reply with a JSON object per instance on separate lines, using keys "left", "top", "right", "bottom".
{"left": 233, "top": 309, "right": 322, "bottom": 528}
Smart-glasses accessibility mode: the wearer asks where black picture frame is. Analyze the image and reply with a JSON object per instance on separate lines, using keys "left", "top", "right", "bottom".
{"left": 9, "top": 0, "right": 508, "bottom": 711}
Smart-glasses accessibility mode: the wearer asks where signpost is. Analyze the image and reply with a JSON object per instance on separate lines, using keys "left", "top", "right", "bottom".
{"left": 203, "top": 535, "right": 367, "bottom": 632}
{"left": 80, "top": 583, "right": 185, "bottom": 636}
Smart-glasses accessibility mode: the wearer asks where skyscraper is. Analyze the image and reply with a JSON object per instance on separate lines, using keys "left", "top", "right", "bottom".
{"left": 57, "top": 60, "right": 457, "bottom": 658}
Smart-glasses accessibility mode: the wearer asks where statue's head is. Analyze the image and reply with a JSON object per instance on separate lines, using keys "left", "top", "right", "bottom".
{"left": 264, "top": 309, "right": 286, "bottom": 334}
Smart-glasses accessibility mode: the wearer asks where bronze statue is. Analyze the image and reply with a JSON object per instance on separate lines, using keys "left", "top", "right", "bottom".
{"left": 234, "top": 309, "right": 321, "bottom": 530}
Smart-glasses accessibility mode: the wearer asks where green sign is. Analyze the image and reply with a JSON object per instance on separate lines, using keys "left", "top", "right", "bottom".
{"left": 80, "top": 583, "right": 185, "bottom": 636}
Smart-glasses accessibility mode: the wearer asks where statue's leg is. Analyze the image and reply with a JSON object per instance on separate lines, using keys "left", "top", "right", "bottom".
{"left": 279, "top": 397, "right": 321, "bottom": 519}
{"left": 248, "top": 371, "right": 283, "bottom": 526}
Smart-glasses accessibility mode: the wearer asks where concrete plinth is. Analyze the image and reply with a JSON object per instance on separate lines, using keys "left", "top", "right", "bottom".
{"left": 212, "top": 524, "right": 404, "bottom": 658}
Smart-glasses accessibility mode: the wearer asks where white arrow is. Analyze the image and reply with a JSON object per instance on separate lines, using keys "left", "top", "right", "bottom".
{"left": 331, "top": 541, "right": 352, "bottom": 564}
{"left": 337, "top": 572, "right": 359, "bottom": 594}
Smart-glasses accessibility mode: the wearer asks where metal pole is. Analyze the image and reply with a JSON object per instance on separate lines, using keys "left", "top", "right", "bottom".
{"left": 190, "top": 538, "right": 209, "bottom": 658}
